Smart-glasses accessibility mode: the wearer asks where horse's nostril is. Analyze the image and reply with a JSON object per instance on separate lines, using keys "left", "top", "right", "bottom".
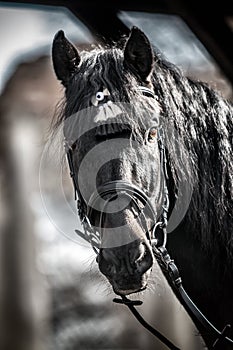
{"left": 99, "top": 242, "right": 153, "bottom": 281}
{"left": 135, "top": 243, "right": 153, "bottom": 273}
{"left": 102, "top": 249, "right": 120, "bottom": 266}
{"left": 99, "top": 257, "right": 115, "bottom": 276}
{"left": 98, "top": 249, "right": 119, "bottom": 276}
{"left": 134, "top": 242, "right": 146, "bottom": 262}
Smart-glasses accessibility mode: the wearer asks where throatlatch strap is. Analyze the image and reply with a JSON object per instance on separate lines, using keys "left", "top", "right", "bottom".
{"left": 153, "top": 245, "right": 233, "bottom": 349}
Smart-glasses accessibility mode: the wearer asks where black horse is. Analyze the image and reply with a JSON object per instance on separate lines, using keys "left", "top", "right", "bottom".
{"left": 52, "top": 27, "right": 233, "bottom": 349}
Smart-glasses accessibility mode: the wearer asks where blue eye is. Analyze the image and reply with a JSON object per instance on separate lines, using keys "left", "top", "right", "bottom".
{"left": 96, "top": 91, "right": 105, "bottom": 101}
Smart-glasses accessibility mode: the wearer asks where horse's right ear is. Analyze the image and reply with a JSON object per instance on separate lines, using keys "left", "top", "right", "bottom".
{"left": 52, "top": 30, "right": 80, "bottom": 86}
{"left": 123, "top": 27, "right": 154, "bottom": 82}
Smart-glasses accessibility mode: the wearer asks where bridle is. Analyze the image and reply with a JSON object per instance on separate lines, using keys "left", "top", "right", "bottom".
{"left": 65, "top": 86, "right": 233, "bottom": 350}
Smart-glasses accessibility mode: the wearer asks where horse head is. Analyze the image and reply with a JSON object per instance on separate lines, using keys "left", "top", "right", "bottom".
{"left": 52, "top": 27, "right": 167, "bottom": 295}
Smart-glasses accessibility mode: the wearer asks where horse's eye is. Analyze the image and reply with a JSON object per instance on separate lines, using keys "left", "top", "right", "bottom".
{"left": 148, "top": 127, "right": 157, "bottom": 143}
{"left": 96, "top": 91, "right": 105, "bottom": 101}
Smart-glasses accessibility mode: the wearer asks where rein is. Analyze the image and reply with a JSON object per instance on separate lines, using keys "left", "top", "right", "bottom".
{"left": 65, "top": 86, "right": 233, "bottom": 350}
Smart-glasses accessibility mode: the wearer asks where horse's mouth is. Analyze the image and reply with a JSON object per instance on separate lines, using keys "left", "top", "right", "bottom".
{"left": 110, "top": 268, "right": 152, "bottom": 296}
{"left": 114, "top": 284, "right": 147, "bottom": 296}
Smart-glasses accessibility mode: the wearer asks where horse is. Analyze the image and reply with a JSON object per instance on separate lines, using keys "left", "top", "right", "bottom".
{"left": 51, "top": 27, "right": 233, "bottom": 349}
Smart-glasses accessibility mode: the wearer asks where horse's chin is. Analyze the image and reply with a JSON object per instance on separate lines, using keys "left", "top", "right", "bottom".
{"left": 111, "top": 269, "right": 152, "bottom": 296}
{"left": 114, "top": 285, "right": 147, "bottom": 296}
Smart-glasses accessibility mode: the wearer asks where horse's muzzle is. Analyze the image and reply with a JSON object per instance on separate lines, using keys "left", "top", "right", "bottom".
{"left": 98, "top": 240, "right": 153, "bottom": 295}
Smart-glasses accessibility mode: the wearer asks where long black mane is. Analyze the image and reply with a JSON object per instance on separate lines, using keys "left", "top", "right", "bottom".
{"left": 151, "top": 52, "right": 233, "bottom": 268}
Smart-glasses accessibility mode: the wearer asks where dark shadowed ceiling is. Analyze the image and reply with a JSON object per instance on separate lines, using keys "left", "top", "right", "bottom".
{"left": 2, "top": 0, "right": 233, "bottom": 85}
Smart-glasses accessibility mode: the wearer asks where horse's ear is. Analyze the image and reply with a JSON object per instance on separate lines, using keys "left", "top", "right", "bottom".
{"left": 123, "top": 27, "right": 154, "bottom": 81}
{"left": 52, "top": 30, "right": 80, "bottom": 86}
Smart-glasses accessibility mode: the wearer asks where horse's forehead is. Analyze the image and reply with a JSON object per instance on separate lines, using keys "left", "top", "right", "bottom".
{"left": 80, "top": 49, "right": 122, "bottom": 70}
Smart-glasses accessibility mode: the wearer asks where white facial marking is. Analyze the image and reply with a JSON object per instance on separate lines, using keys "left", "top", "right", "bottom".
{"left": 94, "top": 102, "right": 123, "bottom": 123}
{"left": 91, "top": 87, "right": 111, "bottom": 107}
{"left": 103, "top": 88, "right": 110, "bottom": 96}
{"left": 91, "top": 95, "right": 99, "bottom": 106}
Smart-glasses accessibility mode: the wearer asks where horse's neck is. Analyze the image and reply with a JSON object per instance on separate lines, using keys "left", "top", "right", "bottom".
{"left": 166, "top": 197, "right": 233, "bottom": 348}
{"left": 166, "top": 130, "right": 233, "bottom": 341}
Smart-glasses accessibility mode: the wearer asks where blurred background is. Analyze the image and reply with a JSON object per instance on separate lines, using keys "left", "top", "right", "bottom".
{"left": 0, "top": 1, "right": 232, "bottom": 350}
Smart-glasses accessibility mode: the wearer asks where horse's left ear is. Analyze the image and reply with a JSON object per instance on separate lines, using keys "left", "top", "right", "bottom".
{"left": 52, "top": 30, "right": 80, "bottom": 86}
{"left": 123, "top": 27, "right": 154, "bottom": 81}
